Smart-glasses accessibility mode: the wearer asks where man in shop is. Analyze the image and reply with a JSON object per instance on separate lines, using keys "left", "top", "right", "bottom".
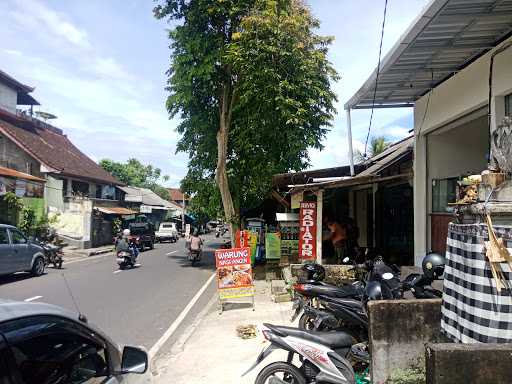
{"left": 324, "top": 216, "right": 361, "bottom": 264}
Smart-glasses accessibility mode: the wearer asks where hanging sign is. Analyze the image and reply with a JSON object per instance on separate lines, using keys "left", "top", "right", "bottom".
{"left": 299, "top": 201, "right": 317, "bottom": 261}
{"left": 215, "top": 247, "right": 254, "bottom": 299}
{"left": 291, "top": 191, "right": 303, "bottom": 210}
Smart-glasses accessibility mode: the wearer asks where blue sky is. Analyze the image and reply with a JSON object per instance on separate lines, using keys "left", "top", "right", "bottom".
{"left": 0, "top": 0, "right": 427, "bottom": 187}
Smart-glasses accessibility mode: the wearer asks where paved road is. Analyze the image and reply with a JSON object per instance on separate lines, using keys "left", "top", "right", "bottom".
{"left": 0, "top": 235, "right": 220, "bottom": 356}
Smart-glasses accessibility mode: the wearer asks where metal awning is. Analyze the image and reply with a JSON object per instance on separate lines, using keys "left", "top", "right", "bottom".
{"left": 345, "top": 0, "right": 512, "bottom": 110}
{"left": 95, "top": 207, "right": 137, "bottom": 215}
{"left": 0, "top": 166, "right": 45, "bottom": 182}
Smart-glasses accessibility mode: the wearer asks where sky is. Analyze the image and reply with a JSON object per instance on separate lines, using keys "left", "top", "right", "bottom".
{"left": 0, "top": 0, "right": 428, "bottom": 187}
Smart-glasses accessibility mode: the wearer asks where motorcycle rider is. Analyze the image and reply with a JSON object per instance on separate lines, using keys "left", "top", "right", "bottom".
{"left": 189, "top": 229, "right": 203, "bottom": 256}
{"left": 116, "top": 229, "right": 138, "bottom": 263}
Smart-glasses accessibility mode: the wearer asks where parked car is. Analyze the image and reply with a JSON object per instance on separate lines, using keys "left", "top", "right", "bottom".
{"left": 0, "top": 224, "right": 46, "bottom": 277}
{"left": 155, "top": 222, "right": 178, "bottom": 243}
{"left": 128, "top": 222, "right": 155, "bottom": 251}
{"left": 0, "top": 299, "right": 152, "bottom": 383}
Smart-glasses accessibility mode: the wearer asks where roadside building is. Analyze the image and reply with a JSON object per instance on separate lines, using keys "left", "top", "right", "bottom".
{"left": 345, "top": 0, "right": 512, "bottom": 266}
{"left": 119, "top": 186, "right": 182, "bottom": 229}
{"left": 0, "top": 69, "right": 129, "bottom": 248}
{"left": 274, "top": 137, "right": 413, "bottom": 266}
{"left": 168, "top": 188, "right": 189, "bottom": 208}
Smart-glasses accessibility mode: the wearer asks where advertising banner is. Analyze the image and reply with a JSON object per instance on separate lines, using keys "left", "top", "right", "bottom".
{"left": 215, "top": 247, "right": 255, "bottom": 300}
{"left": 298, "top": 201, "right": 317, "bottom": 261}
{"left": 265, "top": 232, "right": 281, "bottom": 260}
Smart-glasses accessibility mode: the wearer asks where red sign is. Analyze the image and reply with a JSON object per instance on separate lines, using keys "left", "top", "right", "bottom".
{"left": 235, "top": 230, "right": 250, "bottom": 248}
{"left": 215, "top": 247, "right": 254, "bottom": 299}
{"left": 299, "top": 201, "right": 317, "bottom": 261}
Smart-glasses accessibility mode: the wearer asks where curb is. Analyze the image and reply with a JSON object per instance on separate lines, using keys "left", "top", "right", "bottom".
{"left": 87, "top": 249, "right": 113, "bottom": 256}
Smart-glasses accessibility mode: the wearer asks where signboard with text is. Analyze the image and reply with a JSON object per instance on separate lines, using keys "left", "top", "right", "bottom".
{"left": 298, "top": 201, "right": 317, "bottom": 261}
{"left": 215, "top": 247, "right": 254, "bottom": 300}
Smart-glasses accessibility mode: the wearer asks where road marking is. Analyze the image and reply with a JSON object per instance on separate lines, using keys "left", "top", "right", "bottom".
{"left": 24, "top": 296, "right": 43, "bottom": 302}
{"left": 113, "top": 270, "right": 122, "bottom": 274}
{"left": 149, "top": 272, "right": 216, "bottom": 359}
{"left": 166, "top": 250, "right": 177, "bottom": 255}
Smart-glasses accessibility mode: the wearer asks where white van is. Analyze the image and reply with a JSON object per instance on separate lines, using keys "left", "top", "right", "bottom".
{"left": 155, "top": 222, "right": 178, "bottom": 243}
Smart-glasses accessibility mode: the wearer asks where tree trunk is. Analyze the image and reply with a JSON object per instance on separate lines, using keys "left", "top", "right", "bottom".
{"left": 216, "top": 84, "right": 238, "bottom": 245}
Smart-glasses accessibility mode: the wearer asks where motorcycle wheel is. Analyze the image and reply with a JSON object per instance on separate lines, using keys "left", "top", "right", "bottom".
{"left": 255, "top": 362, "right": 306, "bottom": 384}
{"left": 298, "top": 314, "right": 317, "bottom": 331}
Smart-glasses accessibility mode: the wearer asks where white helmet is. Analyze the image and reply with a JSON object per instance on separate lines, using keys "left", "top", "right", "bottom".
{"left": 122, "top": 229, "right": 130, "bottom": 237}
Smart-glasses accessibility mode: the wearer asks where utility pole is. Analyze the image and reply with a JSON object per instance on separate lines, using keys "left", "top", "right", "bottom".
{"left": 181, "top": 191, "right": 185, "bottom": 234}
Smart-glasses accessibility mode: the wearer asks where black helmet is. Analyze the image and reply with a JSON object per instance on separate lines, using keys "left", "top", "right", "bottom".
{"left": 422, "top": 253, "right": 445, "bottom": 280}
{"left": 300, "top": 263, "right": 326, "bottom": 283}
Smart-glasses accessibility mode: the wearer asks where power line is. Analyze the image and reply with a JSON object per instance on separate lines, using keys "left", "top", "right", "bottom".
{"left": 364, "top": 0, "right": 389, "bottom": 157}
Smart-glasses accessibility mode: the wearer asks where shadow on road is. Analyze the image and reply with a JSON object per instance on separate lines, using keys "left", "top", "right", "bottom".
{"left": 0, "top": 272, "right": 46, "bottom": 286}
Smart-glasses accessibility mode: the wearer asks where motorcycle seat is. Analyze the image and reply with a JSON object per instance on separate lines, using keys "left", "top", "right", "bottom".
{"left": 321, "top": 297, "right": 364, "bottom": 311}
{"left": 264, "top": 324, "right": 354, "bottom": 349}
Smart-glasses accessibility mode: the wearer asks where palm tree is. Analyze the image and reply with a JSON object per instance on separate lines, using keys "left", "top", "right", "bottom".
{"left": 354, "top": 136, "right": 390, "bottom": 162}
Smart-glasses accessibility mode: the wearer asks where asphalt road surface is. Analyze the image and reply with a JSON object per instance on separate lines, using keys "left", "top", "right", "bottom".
{"left": 0, "top": 234, "right": 220, "bottom": 357}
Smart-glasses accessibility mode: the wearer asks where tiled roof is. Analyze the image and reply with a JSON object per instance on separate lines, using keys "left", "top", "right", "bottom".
{"left": 0, "top": 117, "right": 121, "bottom": 185}
{"left": 168, "top": 188, "right": 188, "bottom": 201}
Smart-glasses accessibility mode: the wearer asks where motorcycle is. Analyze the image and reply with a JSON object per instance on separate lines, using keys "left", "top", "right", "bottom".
{"left": 244, "top": 323, "right": 361, "bottom": 384}
{"left": 188, "top": 248, "right": 202, "bottom": 266}
{"left": 42, "top": 242, "right": 64, "bottom": 269}
{"left": 116, "top": 241, "right": 138, "bottom": 270}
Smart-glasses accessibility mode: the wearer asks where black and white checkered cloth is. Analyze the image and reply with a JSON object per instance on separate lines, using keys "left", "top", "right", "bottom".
{"left": 442, "top": 223, "right": 512, "bottom": 343}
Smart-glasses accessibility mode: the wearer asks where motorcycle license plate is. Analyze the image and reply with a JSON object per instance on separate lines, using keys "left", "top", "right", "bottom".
{"left": 116, "top": 258, "right": 126, "bottom": 263}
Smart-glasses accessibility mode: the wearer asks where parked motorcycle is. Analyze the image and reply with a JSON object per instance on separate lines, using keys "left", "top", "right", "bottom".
{"left": 42, "top": 242, "right": 64, "bottom": 269}
{"left": 244, "top": 323, "right": 361, "bottom": 384}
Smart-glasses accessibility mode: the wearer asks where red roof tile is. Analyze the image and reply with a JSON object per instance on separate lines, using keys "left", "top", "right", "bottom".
{"left": 0, "top": 118, "right": 121, "bottom": 185}
{"left": 168, "top": 188, "right": 188, "bottom": 201}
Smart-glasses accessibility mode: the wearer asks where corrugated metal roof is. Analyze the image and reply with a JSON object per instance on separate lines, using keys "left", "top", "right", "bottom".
{"left": 119, "top": 186, "right": 178, "bottom": 209}
{"left": 345, "top": 0, "right": 512, "bottom": 110}
{"left": 95, "top": 207, "right": 137, "bottom": 215}
{"left": 0, "top": 166, "right": 45, "bottom": 182}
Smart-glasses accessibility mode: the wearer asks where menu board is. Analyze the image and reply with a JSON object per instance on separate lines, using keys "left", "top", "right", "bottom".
{"left": 215, "top": 247, "right": 255, "bottom": 300}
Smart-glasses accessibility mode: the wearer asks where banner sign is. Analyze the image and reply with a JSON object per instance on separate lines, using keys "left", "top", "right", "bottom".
{"left": 299, "top": 201, "right": 317, "bottom": 261}
{"left": 265, "top": 232, "right": 281, "bottom": 260}
{"left": 215, "top": 247, "right": 254, "bottom": 299}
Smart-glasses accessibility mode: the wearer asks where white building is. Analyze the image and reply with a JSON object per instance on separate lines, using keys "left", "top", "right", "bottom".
{"left": 345, "top": 0, "right": 512, "bottom": 266}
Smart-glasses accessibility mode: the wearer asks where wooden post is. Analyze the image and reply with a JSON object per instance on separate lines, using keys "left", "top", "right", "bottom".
{"left": 316, "top": 190, "right": 323, "bottom": 264}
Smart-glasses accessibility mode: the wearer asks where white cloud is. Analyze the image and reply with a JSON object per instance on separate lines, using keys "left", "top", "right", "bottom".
{"left": 383, "top": 125, "right": 411, "bottom": 138}
{"left": 92, "top": 57, "right": 134, "bottom": 81}
{"left": 11, "top": 0, "right": 91, "bottom": 49}
{"left": 3, "top": 49, "right": 22, "bottom": 56}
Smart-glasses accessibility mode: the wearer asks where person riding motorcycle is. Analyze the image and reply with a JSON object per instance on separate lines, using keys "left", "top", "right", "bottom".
{"left": 190, "top": 229, "right": 203, "bottom": 254}
{"left": 116, "top": 229, "right": 138, "bottom": 263}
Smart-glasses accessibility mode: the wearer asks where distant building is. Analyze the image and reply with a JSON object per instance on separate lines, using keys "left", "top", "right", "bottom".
{"left": 168, "top": 188, "right": 189, "bottom": 208}
{"left": 0, "top": 69, "right": 132, "bottom": 248}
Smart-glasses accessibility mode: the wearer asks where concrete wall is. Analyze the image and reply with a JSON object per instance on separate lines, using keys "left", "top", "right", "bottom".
{"left": 0, "top": 83, "right": 17, "bottom": 113}
{"left": 425, "top": 343, "right": 512, "bottom": 384}
{"left": 50, "top": 198, "right": 92, "bottom": 248}
{"left": 0, "top": 133, "right": 42, "bottom": 178}
{"left": 368, "top": 299, "right": 442, "bottom": 384}
{"left": 413, "top": 36, "right": 512, "bottom": 266}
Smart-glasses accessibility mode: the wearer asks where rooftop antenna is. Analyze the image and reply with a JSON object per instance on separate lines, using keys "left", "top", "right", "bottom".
{"left": 35, "top": 111, "right": 57, "bottom": 124}
{"left": 61, "top": 273, "right": 88, "bottom": 323}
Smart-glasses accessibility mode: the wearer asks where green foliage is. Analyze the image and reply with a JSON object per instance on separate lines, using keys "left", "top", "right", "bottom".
{"left": 19, "top": 207, "right": 36, "bottom": 235}
{"left": 112, "top": 218, "right": 122, "bottom": 234}
{"left": 355, "top": 136, "right": 391, "bottom": 162}
{"left": 155, "top": 0, "right": 338, "bottom": 218}
{"left": 182, "top": 174, "right": 223, "bottom": 224}
{"left": 3, "top": 192, "right": 23, "bottom": 211}
{"left": 99, "top": 158, "right": 170, "bottom": 200}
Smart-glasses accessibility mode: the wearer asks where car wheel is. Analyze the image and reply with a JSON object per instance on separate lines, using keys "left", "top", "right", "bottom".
{"left": 31, "top": 257, "right": 45, "bottom": 276}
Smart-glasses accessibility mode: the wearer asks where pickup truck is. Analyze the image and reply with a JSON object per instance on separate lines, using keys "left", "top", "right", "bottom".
{"left": 155, "top": 222, "right": 178, "bottom": 243}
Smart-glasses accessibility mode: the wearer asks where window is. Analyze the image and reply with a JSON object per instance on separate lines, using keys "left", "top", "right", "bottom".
{"left": 1, "top": 316, "right": 109, "bottom": 384}
{"left": 62, "top": 179, "right": 68, "bottom": 197}
{"left": 72, "top": 180, "right": 90, "bottom": 197}
{"left": 432, "top": 178, "right": 458, "bottom": 213}
{"left": 0, "top": 338, "right": 13, "bottom": 384}
{"left": 0, "top": 228, "right": 9, "bottom": 245}
{"left": 10, "top": 230, "right": 27, "bottom": 244}
{"left": 506, "top": 93, "right": 512, "bottom": 117}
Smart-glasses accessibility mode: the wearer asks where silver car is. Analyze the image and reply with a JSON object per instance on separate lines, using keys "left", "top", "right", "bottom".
{"left": 0, "top": 224, "right": 46, "bottom": 277}
{"left": 0, "top": 299, "right": 152, "bottom": 383}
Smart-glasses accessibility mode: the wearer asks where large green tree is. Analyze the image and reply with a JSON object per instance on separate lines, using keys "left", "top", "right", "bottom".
{"left": 155, "top": 0, "right": 338, "bottom": 236}
{"left": 99, "top": 158, "right": 170, "bottom": 200}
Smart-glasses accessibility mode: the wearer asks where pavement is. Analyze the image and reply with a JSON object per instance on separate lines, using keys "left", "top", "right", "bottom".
{"left": 152, "top": 279, "right": 295, "bottom": 384}
{"left": 0, "top": 234, "right": 221, "bottom": 358}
